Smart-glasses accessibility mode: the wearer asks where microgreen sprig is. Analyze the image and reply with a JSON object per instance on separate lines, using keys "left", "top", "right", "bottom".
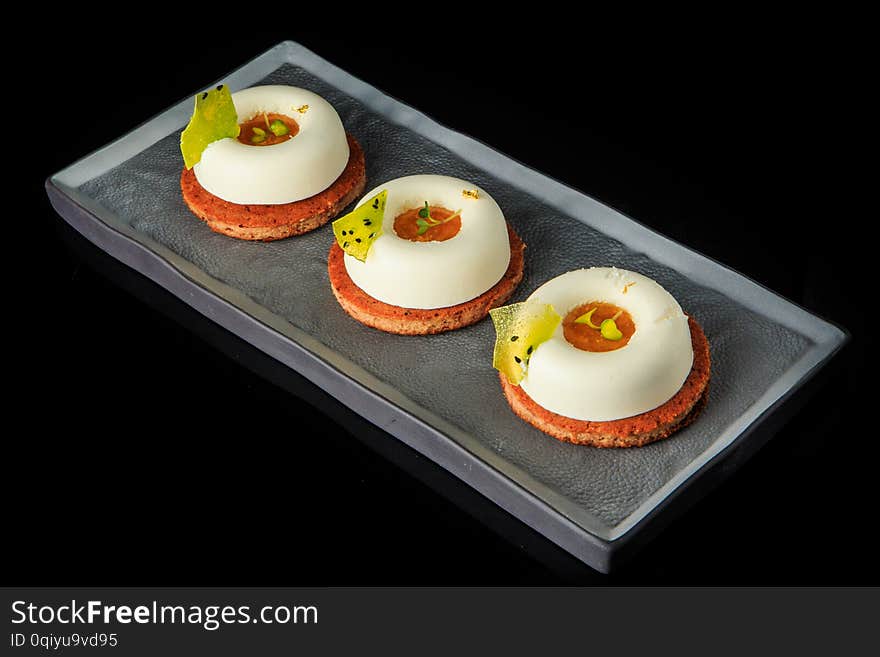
{"left": 415, "top": 201, "right": 463, "bottom": 235}
{"left": 574, "top": 308, "right": 624, "bottom": 341}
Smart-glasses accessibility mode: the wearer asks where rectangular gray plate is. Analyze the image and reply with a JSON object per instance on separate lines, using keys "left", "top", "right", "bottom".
{"left": 47, "top": 41, "right": 846, "bottom": 573}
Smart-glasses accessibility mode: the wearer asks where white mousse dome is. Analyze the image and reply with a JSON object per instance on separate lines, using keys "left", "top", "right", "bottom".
{"left": 520, "top": 267, "right": 694, "bottom": 421}
{"left": 343, "top": 175, "right": 511, "bottom": 309}
{"left": 194, "top": 85, "right": 349, "bottom": 205}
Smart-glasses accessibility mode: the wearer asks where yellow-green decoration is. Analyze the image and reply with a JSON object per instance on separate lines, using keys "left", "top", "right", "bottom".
{"left": 180, "top": 84, "right": 240, "bottom": 169}
{"left": 490, "top": 301, "right": 561, "bottom": 385}
{"left": 332, "top": 190, "right": 387, "bottom": 262}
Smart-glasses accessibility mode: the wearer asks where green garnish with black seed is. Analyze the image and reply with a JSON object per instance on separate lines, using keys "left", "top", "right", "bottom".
{"left": 180, "top": 84, "right": 240, "bottom": 169}
{"left": 490, "top": 301, "right": 561, "bottom": 385}
{"left": 332, "top": 190, "right": 388, "bottom": 262}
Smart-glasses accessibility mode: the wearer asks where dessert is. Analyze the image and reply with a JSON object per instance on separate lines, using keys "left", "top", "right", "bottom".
{"left": 179, "top": 84, "right": 365, "bottom": 240}
{"left": 328, "top": 175, "right": 525, "bottom": 334}
{"left": 491, "top": 267, "right": 710, "bottom": 447}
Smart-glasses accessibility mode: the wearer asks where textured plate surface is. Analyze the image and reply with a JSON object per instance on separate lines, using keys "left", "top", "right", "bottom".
{"left": 48, "top": 41, "right": 846, "bottom": 572}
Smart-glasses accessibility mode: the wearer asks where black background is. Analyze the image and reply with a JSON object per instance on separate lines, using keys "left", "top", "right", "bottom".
{"left": 10, "top": 14, "right": 871, "bottom": 584}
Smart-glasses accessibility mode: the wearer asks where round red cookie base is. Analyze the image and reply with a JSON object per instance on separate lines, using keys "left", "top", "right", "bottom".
{"left": 328, "top": 226, "right": 526, "bottom": 335}
{"left": 180, "top": 133, "right": 366, "bottom": 241}
{"left": 500, "top": 316, "right": 711, "bottom": 448}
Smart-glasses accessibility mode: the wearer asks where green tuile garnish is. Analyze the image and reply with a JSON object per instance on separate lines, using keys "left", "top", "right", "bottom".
{"left": 180, "top": 84, "right": 240, "bottom": 169}
{"left": 600, "top": 318, "right": 624, "bottom": 341}
{"left": 490, "top": 301, "right": 561, "bottom": 385}
{"left": 269, "top": 119, "right": 289, "bottom": 136}
{"left": 415, "top": 202, "right": 463, "bottom": 236}
{"left": 332, "top": 190, "right": 387, "bottom": 262}
{"left": 574, "top": 307, "right": 601, "bottom": 329}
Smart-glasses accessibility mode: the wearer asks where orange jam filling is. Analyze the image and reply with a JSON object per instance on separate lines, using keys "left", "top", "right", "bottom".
{"left": 236, "top": 113, "right": 300, "bottom": 146}
{"left": 393, "top": 206, "right": 462, "bottom": 242}
{"left": 562, "top": 302, "right": 635, "bottom": 352}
